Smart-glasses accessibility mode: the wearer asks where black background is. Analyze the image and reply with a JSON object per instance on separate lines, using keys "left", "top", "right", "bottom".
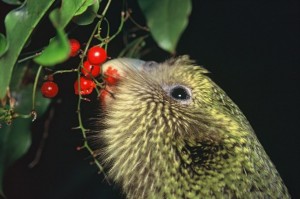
{"left": 1, "top": 0, "right": 299, "bottom": 198}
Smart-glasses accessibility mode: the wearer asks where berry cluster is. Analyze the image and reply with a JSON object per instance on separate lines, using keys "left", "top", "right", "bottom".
{"left": 41, "top": 39, "right": 82, "bottom": 98}
{"left": 74, "top": 45, "right": 107, "bottom": 95}
{"left": 40, "top": 39, "right": 110, "bottom": 98}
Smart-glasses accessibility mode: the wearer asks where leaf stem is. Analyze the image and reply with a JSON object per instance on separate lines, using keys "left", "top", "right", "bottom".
{"left": 106, "top": 11, "right": 126, "bottom": 44}
{"left": 32, "top": 65, "right": 43, "bottom": 111}
{"left": 18, "top": 52, "right": 42, "bottom": 63}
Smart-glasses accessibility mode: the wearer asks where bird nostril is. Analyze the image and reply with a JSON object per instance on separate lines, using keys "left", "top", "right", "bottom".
{"left": 143, "top": 61, "right": 158, "bottom": 68}
{"left": 140, "top": 61, "right": 158, "bottom": 72}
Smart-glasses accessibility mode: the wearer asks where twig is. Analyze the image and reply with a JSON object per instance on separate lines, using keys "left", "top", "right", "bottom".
{"left": 28, "top": 106, "right": 55, "bottom": 168}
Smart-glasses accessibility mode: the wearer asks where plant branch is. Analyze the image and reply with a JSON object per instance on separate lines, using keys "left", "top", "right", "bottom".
{"left": 32, "top": 65, "right": 43, "bottom": 111}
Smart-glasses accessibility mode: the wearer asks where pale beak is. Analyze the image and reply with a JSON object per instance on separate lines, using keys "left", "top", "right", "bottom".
{"left": 102, "top": 58, "right": 158, "bottom": 77}
{"left": 100, "top": 58, "right": 158, "bottom": 106}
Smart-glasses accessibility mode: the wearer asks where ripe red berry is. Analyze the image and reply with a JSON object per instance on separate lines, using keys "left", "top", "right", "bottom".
{"left": 81, "top": 61, "right": 101, "bottom": 78}
{"left": 41, "top": 81, "right": 58, "bottom": 98}
{"left": 74, "top": 76, "right": 96, "bottom": 95}
{"left": 104, "top": 66, "right": 120, "bottom": 85}
{"left": 69, "top": 39, "right": 81, "bottom": 57}
{"left": 87, "top": 46, "right": 107, "bottom": 65}
{"left": 99, "top": 89, "right": 109, "bottom": 101}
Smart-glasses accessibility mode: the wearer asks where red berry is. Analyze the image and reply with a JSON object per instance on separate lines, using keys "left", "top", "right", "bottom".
{"left": 69, "top": 39, "right": 81, "bottom": 57}
{"left": 99, "top": 89, "right": 109, "bottom": 101}
{"left": 74, "top": 76, "right": 96, "bottom": 95}
{"left": 87, "top": 46, "right": 107, "bottom": 65}
{"left": 99, "top": 88, "right": 116, "bottom": 107}
{"left": 41, "top": 81, "right": 58, "bottom": 98}
{"left": 104, "top": 66, "right": 120, "bottom": 85}
{"left": 81, "top": 61, "right": 101, "bottom": 78}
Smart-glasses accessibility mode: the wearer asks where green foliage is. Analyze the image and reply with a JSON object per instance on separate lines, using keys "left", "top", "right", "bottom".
{"left": 0, "top": 119, "right": 31, "bottom": 197}
{"left": 0, "top": 0, "right": 56, "bottom": 98}
{"left": 0, "top": 0, "right": 192, "bottom": 197}
{"left": 0, "top": 85, "right": 50, "bottom": 197}
{"left": 0, "top": 0, "right": 100, "bottom": 98}
{"left": 1, "top": 0, "right": 23, "bottom": 5}
{"left": 33, "top": 29, "right": 70, "bottom": 66}
{"left": 74, "top": 0, "right": 97, "bottom": 16}
{"left": 0, "top": 33, "right": 8, "bottom": 57}
{"left": 72, "top": 1, "right": 100, "bottom": 26}
{"left": 49, "top": 0, "right": 97, "bottom": 28}
{"left": 33, "top": 0, "right": 100, "bottom": 66}
{"left": 138, "top": 0, "right": 192, "bottom": 53}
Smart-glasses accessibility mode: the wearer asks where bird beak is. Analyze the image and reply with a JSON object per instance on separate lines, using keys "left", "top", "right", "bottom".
{"left": 100, "top": 58, "right": 158, "bottom": 106}
{"left": 102, "top": 58, "right": 158, "bottom": 77}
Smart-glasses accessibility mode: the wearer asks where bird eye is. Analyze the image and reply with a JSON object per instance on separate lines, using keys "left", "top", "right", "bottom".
{"left": 166, "top": 85, "right": 192, "bottom": 104}
{"left": 171, "top": 86, "right": 190, "bottom": 100}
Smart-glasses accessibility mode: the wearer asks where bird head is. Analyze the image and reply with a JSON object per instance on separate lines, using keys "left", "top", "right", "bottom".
{"left": 95, "top": 56, "right": 286, "bottom": 198}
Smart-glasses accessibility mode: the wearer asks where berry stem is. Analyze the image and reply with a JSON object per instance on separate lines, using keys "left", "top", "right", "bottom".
{"left": 106, "top": 11, "right": 126, "bottom": 44}
{"left": 102, "top": 0, "right": 112, "bottom": 17}
{"left": 74, "top": 0, "right": 113, "bottom": 180}
{"left": 51, "top": 68, "right": 78, "bottom": 75}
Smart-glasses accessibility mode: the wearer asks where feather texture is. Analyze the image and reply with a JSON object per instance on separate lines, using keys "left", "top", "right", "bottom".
{"left": 96, "top": 56, "right": 290, "bottom": 199}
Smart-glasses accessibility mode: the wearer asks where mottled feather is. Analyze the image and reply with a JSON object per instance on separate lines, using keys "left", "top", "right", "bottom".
{"left": 96, "top": 56, "right": 290, "bottom": 199}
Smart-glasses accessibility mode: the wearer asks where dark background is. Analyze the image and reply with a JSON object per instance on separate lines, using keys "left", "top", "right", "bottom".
{"left": 1, "top": 0, "right": 299, "bottom": 198}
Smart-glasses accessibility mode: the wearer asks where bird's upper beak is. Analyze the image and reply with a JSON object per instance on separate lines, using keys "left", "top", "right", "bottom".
{"left": 100, "top": 58, "right": 158, "bottom": 105}
{"left": 102, "top": 58, "right": 157, "bottom": 76}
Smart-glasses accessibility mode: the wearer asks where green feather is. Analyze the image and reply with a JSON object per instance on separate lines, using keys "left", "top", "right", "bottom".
{"left": 97, "top": 56, "right": 290, "bottom": 198}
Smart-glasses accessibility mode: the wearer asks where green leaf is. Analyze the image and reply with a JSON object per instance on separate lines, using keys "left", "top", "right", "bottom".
{"left": 0, "top": 33, "right": 8, "bottom": 57}
{"left": 13, "top": 85, "right": 51, "bottom": 115}
{"left": 34, "top": 0, "right": 100, "bottom": 66}
{"left": 138, "top": 0, "right": 192, "bottom": 53}
{"left": 9, "top": 62, "right": 30, "bottom": 91}
{"left": 0, "top": 0, "right": 56, "bottom": 99}
{"left": 1, "top": 0, "right": 23, "bottom": 5}
{"left": 50, "top": 0, "right": 98, "bottom": 29}
{"left": 0, "top": 118, "right": 31, "bottom": 197}
{"left": 72, "top": 1, "right": 99, "bottom": 26}
{"left": 0, "top": 85, "right": 50, "bottom": 197}
{"left": 74, "top": 0, "right": 96, "bottom": 16}
{"left": 33, "top": 29, "right": 70, "bottom": 66}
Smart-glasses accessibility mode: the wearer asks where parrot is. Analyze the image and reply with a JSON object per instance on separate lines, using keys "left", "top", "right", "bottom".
{"left": 96, "top": 56, "right": 290, "bottom": 199}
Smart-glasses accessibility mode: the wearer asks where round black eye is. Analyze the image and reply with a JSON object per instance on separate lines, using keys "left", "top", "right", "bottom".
{"left": 170, "top": 86, "right": 191, "bottom": 101}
